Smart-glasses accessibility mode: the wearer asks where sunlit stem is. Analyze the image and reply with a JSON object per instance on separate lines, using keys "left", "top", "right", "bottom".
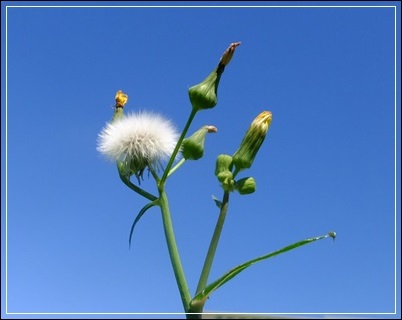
{"left": 158, "top": 188, "right": 192, "bottom": 313}
{"left": 160, "top": 108, "right": 198, "bottom": 185}
{"left": 196, "top": 191, "right": 230, "bottom": 296}
{"left": 168, "top": 158, "right": 186, "bottom": 178}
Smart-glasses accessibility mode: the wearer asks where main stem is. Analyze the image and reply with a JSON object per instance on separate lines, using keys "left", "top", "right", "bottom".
{"left": 158, "top": 188, "right": 192, "bottom": 313}
{"left": 196, "top": 191, "right": 230, "bottom": 296}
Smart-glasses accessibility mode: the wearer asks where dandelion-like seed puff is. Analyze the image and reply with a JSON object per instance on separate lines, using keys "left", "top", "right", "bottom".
{"left": 97, "top": 111, "right": 179, "bottom": 181}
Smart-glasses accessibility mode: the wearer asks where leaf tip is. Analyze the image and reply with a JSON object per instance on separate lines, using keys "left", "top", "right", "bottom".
{"left": 328, "top": 231, "right": 336, "bottom": 241}
{"left": 212, "top": 195, "right": 223, "bottom": 209}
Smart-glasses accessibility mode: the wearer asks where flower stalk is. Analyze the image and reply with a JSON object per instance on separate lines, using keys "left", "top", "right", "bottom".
{"left": 160, "top": 108, "right": 198, "bottom": 185}
{"left": 158, "top": 188, "right": 192, "bottom": 312}
{"left": 195, "top": 191, "right": 230, "bottom": 297}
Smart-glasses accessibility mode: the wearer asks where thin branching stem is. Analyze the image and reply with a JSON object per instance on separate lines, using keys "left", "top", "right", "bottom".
{"left": 195, "top": 191, "right": 230, "bottom": 296}
{"left": 160, "top": 108, "right": 198, "bottom": 186}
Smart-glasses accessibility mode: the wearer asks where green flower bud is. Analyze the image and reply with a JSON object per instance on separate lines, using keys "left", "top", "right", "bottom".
{"left": 217, "top": 170, "right": 233, "bottom": 183}
{"left": 215, "top": 154, "right": 234, "bottom": 177}
{"left": 215, "top": 154, "right": 235, "bottom": 192}
{"left": 236, "top": 177, "right": 256, "bottom": 195}
{"left": 221, "top": 173, "right": 236, "bottom": 192}
{"left": 232, "top": 111, "right": 272, "bottom": 172}
{"left": 223, "top": 180, "right": 236, "bottom": 192}
{"left": 188, "top": 42, "right": 240, "bottom": 111}
{"left": 181, "top": 125, "right": 217, "bottom": 160}
{"left": 188, "top": 68, "right": 221, "bottom": 111}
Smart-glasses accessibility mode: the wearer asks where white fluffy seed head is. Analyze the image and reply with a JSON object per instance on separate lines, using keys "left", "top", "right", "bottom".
{"left": 97, "top": 111, "right": 179, "bottom": 170}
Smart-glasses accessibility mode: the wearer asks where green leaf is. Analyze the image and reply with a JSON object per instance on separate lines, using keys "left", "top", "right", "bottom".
{"left": 129, "top": 201, "right": 158, "bottom": 249}
{"left": 212, "top": 195, "right": 222, "bottom": 209}
{"left": 190, "top": 232, "right": 335, "bottom": 307}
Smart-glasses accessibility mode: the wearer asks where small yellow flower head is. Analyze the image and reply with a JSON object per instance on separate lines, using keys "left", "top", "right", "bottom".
{"left": 232, "top": 111, "right": 272, "bottom": 172}
{"left": 188, "top": 42, "right": 240, "bottom": 111}
{"left": 112, "top": 90, "right": 129, "bottom": 122}
{"left": 181, "top": 125, "right": 217, "bottom": 160}
{"left": 115, "top": 90, "right": 128, "bottom": 108}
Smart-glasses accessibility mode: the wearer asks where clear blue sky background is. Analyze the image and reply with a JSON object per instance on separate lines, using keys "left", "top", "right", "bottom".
{"left": 2, "top": 2, "right": 401, "bottom": 319}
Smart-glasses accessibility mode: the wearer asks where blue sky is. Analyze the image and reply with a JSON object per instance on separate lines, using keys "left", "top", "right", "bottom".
{"left": 2, "top": 2, "right": 401, "bottom": 319}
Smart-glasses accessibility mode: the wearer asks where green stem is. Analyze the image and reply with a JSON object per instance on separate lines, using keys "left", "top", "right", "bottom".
{"left": 232, "top": 167, "right": 241, "bottom": 179}
{"left": 196, "top": 191, "right": 230, "bottom": 296}
{"left": 160, "top": 108, "right": 198, "bottom": 185}
{"left": 158, "top": 188, "right": 192, "bottom": 313}
{"left": 148, "top": 166, "right": 160, "bottom": 183}
{"left": 117, "top": 163, "right": 157, "bottom": 201}
{"left": 168, "top": 158, "right": 186, "bottom": 177}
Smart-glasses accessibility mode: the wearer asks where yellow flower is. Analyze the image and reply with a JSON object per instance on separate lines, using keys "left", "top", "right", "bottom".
{"left": 115, "top": 90, "right": 128, "bottom": 108}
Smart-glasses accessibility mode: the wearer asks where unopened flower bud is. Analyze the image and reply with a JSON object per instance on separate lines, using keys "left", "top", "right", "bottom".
{"left": 188, "top": 68, "right": 220, "bottom": 111}
{"left": 188, "top": 42, "right": 240, "bottom": 111}
{"left": 215, "top": 154, "right": 234, "bottom": 177}
{"left": 215, "top": 154, "right": 235, "bottom": 191}
{"left": 232, "top": 111, "right": 272, "bottom": 172}
{"left": 222, "top": 176, "right": 236, "bottom": 192}
{"left": 236, "top": 177, "right": 256, "bottom": 195}
{"left": 182, "top": 125, "right": 217, "bottom": 160}
{"left": 217, "top": 170, "right": 233, "bottom": 183}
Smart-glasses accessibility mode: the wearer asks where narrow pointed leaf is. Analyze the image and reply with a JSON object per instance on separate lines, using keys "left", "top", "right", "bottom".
{"left": 191, "top": 232, "right": 335, "bottom": 305}
{"left": 212, "top": 195, "right": 222, "bottom": 209}
{"left": 129, "top": 201, "right": 158, "bottom": 249}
